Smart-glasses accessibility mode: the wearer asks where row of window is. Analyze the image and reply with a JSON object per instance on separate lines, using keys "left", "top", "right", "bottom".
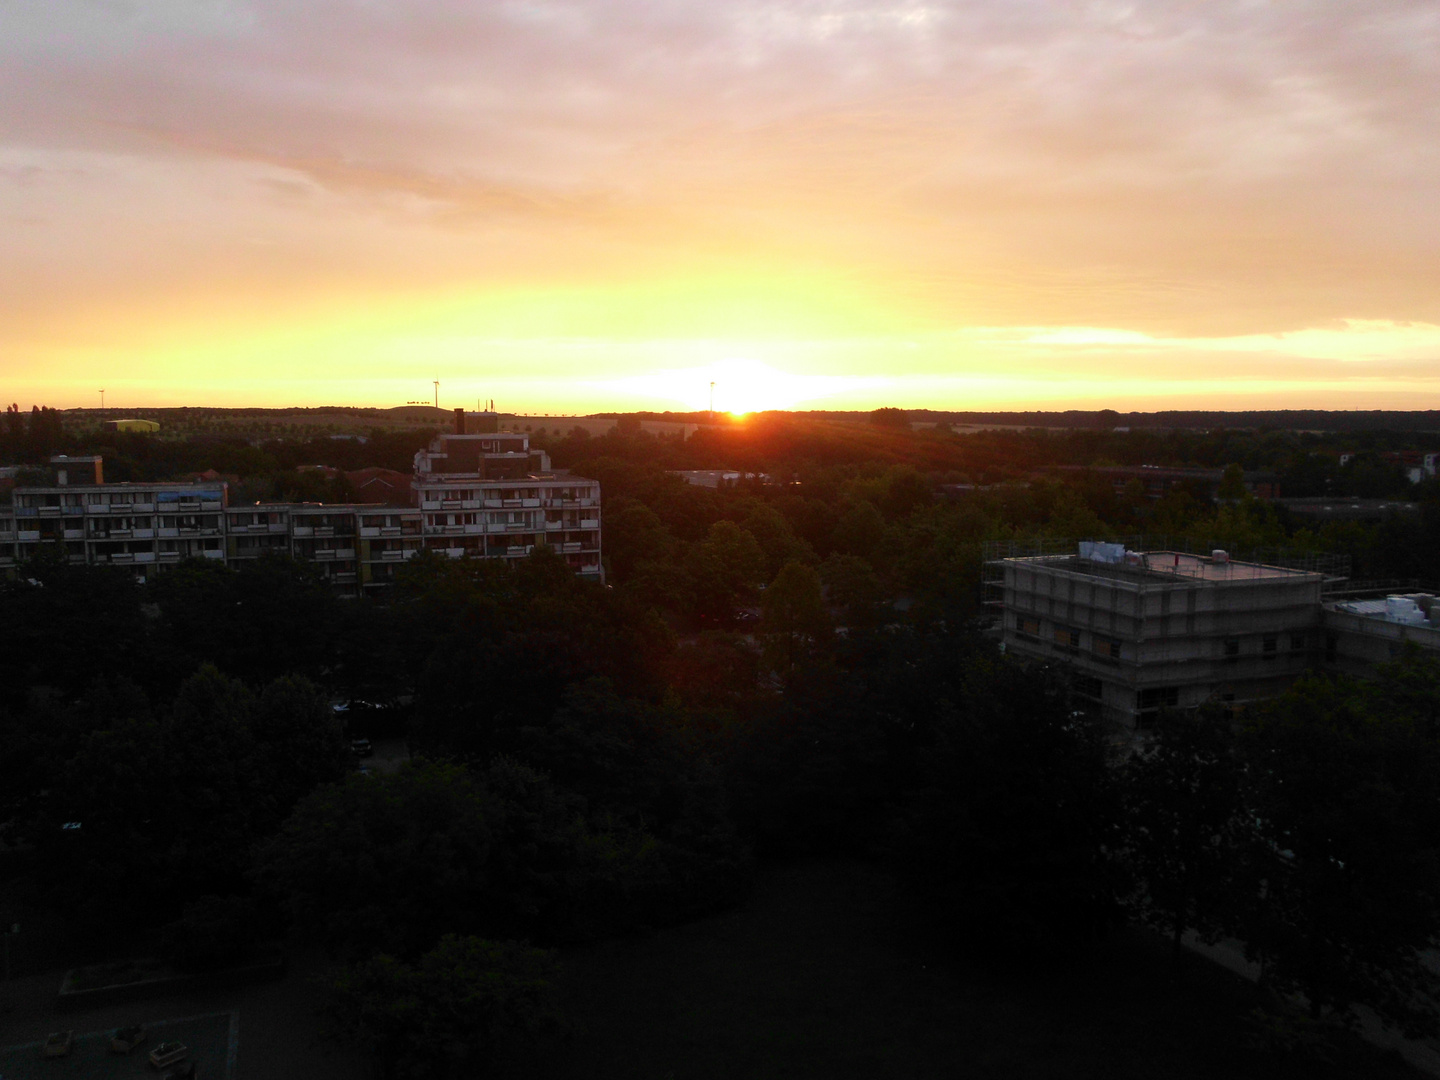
{"left": 1016, "top": 618, "right": 1123, "bottom": 660}
{"left": 1017, "top": 617, "right": 1310, "bottom": 660}
{"left": 419, "top": 487, "right": 595, "bottom": 502}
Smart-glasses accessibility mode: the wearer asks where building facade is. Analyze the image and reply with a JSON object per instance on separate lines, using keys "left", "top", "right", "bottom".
{"left": 1321, "top": 594, "right": 1440, "bottom": 678}
{"left": 997, "top": 544, "right": 1325, "bottom": 725}
{"left": 0, "top": 424, "right": 601, "bottom": 591}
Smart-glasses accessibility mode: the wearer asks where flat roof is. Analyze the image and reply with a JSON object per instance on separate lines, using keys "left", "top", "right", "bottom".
{"left": 1005, "top": 551, "right": 1322, "bottom": 585}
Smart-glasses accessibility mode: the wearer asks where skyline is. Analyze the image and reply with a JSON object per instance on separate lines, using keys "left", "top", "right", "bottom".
{"left": 4, "top": 1, "right": 1439, "bottom": 412}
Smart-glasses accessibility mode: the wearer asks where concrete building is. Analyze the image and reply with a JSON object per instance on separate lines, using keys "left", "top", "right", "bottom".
{"left": 0, "top": 425, "right": 602, "bottom": 590}
{"left": 1322, "top": 594, "right": 1440, "bottom": 678}
{"left": 411, "top": 410, "right": 602, "bottom": 580}
{"left": 7, "top": 457, "right": 227, "bottom": 571}
{"left": 996, "top": 543, "right": 1325, "bottom": 726}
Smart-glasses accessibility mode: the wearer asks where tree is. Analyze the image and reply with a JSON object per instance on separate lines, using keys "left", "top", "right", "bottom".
{"left": 684, "top": 521, "right": 765, "bottom": 621}
{"left": 1119, "top": 707, "right": 1246, "bottom": 962}
{"left": 325, "top": 935, "right": 564, "bottom": 1080}
{"left": 1218, "top": 462, "right": 1247, "bottom": 501}
{"left": 1237, "top": 672, "right": 1440, "bottom": 1034}
{"left": 820, "top": 553, "right": 884, "bottom": 628}
{"left": 869, "top": 407, "right": 910, "bottom": 429}
{"left": 255, "top": 762, "right": 498, "bottom": 957}
{"left": 886, "top": 654, "right": 1122, "bottom": 955}
{"left": 761, "top": 561, "right": 829, "bottom": 671}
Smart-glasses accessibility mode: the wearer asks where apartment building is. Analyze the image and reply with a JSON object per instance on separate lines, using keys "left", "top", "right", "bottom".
{"left": 412, "top": 411, "right": 602, "bottom": 580}
{"left": 2, "top": 426, "right": 601, "bottom": 591}
{"left": 5, "top": 456, "right": 227, "bottom": 571}
{"left": 996, "top": 543, "right": 1325, "bottom": 726}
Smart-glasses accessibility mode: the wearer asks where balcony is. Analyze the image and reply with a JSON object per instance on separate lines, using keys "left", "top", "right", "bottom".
{"left": 359, "top": 527, "right": 379, "bottom": 538}
{"left": 202, "top": 549, "right": 224, "bottom": 560}
{"left": 158, "top": 550, "right": 181, "bottom": 560}
{"left": 18, "top": 530, "right": 39, "bottom": 541}
{"left": 38, "top": 506, "right": 61, "bottom": 516}
{"left": 336, "top": 548, "right": 356, "bottom": 560}
{"left": 292, "top": 526, "right": 314, "bottom": 537}
{"left": 579, "top": 519, "right": 599, "bottom": 529}
{"left": 381, "top": 549, "right": 405, "bottom": 560}
{"left": 134, "top": 551, "right": 155, "bottom": 563}
{"left": 333, "top": 571, "right": 358, "bottom": 584}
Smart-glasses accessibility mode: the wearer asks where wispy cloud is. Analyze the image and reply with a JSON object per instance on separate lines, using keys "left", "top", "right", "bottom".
{"left": 2, "top": 1, "right": 1438, "bottom": 405}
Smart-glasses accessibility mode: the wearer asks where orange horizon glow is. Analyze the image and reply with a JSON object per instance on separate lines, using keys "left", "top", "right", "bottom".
{"left": 4, "top": 3, "right": 1438, "bottom": 413}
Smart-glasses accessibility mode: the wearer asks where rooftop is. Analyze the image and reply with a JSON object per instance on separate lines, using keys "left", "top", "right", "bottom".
{"left": 1005, "top": 549, "right": 1323, "bottom": 586}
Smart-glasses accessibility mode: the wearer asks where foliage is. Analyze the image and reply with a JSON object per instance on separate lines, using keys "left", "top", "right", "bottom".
{"left": 160, "top": 894, "right": 262, "bottom": 972}
{"left": 1119, "top": 707, "right": 1247, "bottom": 958}
{"left": 324, "top": 935, "right": 564, "bottom": 1080}
{"left": 1235, "top": 667, "right": 1440, "bottom": 1035}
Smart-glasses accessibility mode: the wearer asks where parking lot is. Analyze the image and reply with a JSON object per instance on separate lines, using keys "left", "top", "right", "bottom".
{"left": 0, "top": 1011, "right": 234, "bottom": 1080}
{"left": 0, "top": 948, "right": 363, "bottom": 1080}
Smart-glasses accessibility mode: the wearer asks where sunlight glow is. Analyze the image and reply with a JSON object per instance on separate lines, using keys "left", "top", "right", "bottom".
{"left": 598, "top": 359, "right": 888, "bottom": 414}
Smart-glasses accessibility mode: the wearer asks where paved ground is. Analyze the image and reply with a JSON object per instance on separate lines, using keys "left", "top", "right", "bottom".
{"left": 0, "top": 1011, "right": 234, "bottom": 1079}
{"left": 0, "top": 952, "right": 362, "bottom": 1080}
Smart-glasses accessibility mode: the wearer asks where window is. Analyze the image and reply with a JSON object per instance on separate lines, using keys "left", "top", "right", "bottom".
{"left": 1223, "top": 639, "right": 1240, "bottom": 658}
{"left": 1138, "top": 687, "right": 1179, "bottom": 710}
{"left": 1092, "top": 636, "right": 1122, "bottom": 660}
{"left": 1290, "top": 634, "right": 1307, "bottom": 651}
{"left": 1017, "top": 617, "right": 1041, "bottom": 638}
{"left": 1054, "top": 626, "right": 1081, "bottom": 649}
{"left": 1072, "top": 675, "right": 1103, "bottom": 700}
{"left": 1262, "top": 636, "right": 1277, "bottom": 659}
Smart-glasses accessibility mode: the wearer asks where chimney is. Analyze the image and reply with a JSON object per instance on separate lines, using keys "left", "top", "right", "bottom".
{"left": 454, "top": 408, "right": 466, "bottom": 435}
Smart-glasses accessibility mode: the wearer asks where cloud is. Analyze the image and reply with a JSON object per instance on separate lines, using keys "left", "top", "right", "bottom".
{"left": 2, "top": 1, "right": 1439, "bottom": 404}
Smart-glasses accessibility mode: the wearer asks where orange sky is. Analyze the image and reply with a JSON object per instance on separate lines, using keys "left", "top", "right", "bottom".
{"left": 3, "top": 1, "right": 1439, "bottom": 413}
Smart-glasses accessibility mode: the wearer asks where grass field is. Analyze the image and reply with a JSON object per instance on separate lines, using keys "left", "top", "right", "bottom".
{"left": 542, "top": 860, "right": 1418, "bottom": 1080}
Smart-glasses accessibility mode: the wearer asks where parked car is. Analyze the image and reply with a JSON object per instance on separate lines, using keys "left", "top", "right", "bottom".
{"left": 163, "top": 1063, "right": 198, "bottom": 1080}
{"left": 43, "top": 1030, "right": 74, "bottom": 1058}
{"left": 110, "top": 1024, "right": 146, "bottom": 1053}
{"left": 149, "top": 1041, "right": 189, "bottom": 1068}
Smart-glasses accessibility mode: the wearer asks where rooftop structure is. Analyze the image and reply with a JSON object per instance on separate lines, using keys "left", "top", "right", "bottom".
{"left": 410, "top": 411, "right": 601, "bottom": 579}
{"left": 1322, "top": 593, "right": 1440, "bottom": 678}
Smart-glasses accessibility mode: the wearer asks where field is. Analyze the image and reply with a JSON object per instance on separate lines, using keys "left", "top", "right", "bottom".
{"left": 544, "top": 860, "right": 1417, "bottom": 1080}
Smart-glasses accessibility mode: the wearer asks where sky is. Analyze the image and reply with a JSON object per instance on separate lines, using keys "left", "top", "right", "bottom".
{"left": 3, "top": 0, "right": 1439, "bottom": 414}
